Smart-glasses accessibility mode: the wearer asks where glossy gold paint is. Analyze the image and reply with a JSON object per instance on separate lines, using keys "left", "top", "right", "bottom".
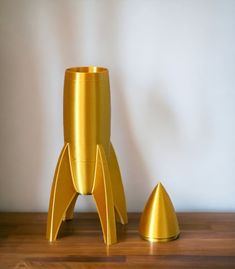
{"left": 139, "top": 182, "right": 180, "bottom": 242}
{"left": 47, "top": 67, "right": 128, "bottom": 245}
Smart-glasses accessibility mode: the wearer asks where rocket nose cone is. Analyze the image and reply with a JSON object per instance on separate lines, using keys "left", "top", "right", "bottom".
{"left": 139, "top": 182, "right": 180, "bottom": 242}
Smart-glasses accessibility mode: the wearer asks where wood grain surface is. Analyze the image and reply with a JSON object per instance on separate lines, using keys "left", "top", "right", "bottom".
{"left": 0, "top": 213, "right": 235, "bottom": 268}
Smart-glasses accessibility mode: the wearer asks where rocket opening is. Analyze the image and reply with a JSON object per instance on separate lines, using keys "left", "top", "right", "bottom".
{"left": 67, "top": 66, "right": 108, "bottom": 74}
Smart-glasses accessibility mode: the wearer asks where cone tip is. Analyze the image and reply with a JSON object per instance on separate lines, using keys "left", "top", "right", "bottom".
{"left": 155, "top": 181, "right": 166, "bottom": 193}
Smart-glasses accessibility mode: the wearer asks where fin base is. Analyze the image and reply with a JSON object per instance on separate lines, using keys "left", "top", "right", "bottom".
{"left": 47, "top": 143, "right": 127, "bottom": 245}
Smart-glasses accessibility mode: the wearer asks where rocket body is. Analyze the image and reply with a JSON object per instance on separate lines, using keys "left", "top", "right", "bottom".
{"left": 63, "top": 67, "right": 111, "bottom": 194}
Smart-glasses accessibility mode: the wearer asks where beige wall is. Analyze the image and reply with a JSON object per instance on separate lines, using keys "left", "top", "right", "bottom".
{"left": 0, "top": 0, "right": 235, "bottom": 211}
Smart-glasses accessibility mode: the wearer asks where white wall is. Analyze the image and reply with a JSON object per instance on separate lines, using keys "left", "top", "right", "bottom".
{"left": 0, "top": 0, "right": 235, "bottom": 212}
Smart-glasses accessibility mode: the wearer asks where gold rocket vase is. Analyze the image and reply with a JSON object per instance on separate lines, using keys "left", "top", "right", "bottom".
{"left": 47, "top": 67, "right": 128, "bottom": 245}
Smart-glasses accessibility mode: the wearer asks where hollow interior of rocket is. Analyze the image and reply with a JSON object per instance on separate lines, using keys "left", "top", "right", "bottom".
{"left": 67, "top": 66, "right": 108, "bottom": 73}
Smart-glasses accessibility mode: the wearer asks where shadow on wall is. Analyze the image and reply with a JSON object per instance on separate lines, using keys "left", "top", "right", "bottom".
{"left": 113, "top": 81, "right": 183, "bottom": 212}
{"left": 145, "top": 85, "right": 181, "bottom": 155}
{"left": 111, "top": 78, "right": 153, "bottom": 212}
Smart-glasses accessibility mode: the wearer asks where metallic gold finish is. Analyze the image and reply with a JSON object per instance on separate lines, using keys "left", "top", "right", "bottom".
{"left": 139, "top": 182, "right": 180, "bottom": 242}
{"left": 47, "top": 67, "right": 128, "bottom": 245}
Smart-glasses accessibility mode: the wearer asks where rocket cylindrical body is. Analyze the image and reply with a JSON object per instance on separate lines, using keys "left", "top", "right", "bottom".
{"left": 63, "top": 67, "right": 111, "bottom": 194}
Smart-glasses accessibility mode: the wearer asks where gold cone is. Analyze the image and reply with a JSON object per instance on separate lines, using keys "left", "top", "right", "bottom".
{"left": 139, "top": 182, "right": 180, "bottom": 242}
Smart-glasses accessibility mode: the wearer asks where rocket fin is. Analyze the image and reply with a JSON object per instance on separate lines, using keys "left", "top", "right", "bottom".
{"left": 63, "top": 193, "right": 78, "bottom": 221}
{"left": 109, "top": 143, "right": 128, "bottom": 224}
{"left": 92, "top": 145, "right": 117, "bottom": 245}
{"left": 46, "top": 143, "right": 77, "bottom": 241}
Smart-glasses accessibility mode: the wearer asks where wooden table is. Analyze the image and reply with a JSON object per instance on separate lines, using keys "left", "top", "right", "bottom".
{"left": 0, "top": 213, "right": 235, "bottom": 268}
